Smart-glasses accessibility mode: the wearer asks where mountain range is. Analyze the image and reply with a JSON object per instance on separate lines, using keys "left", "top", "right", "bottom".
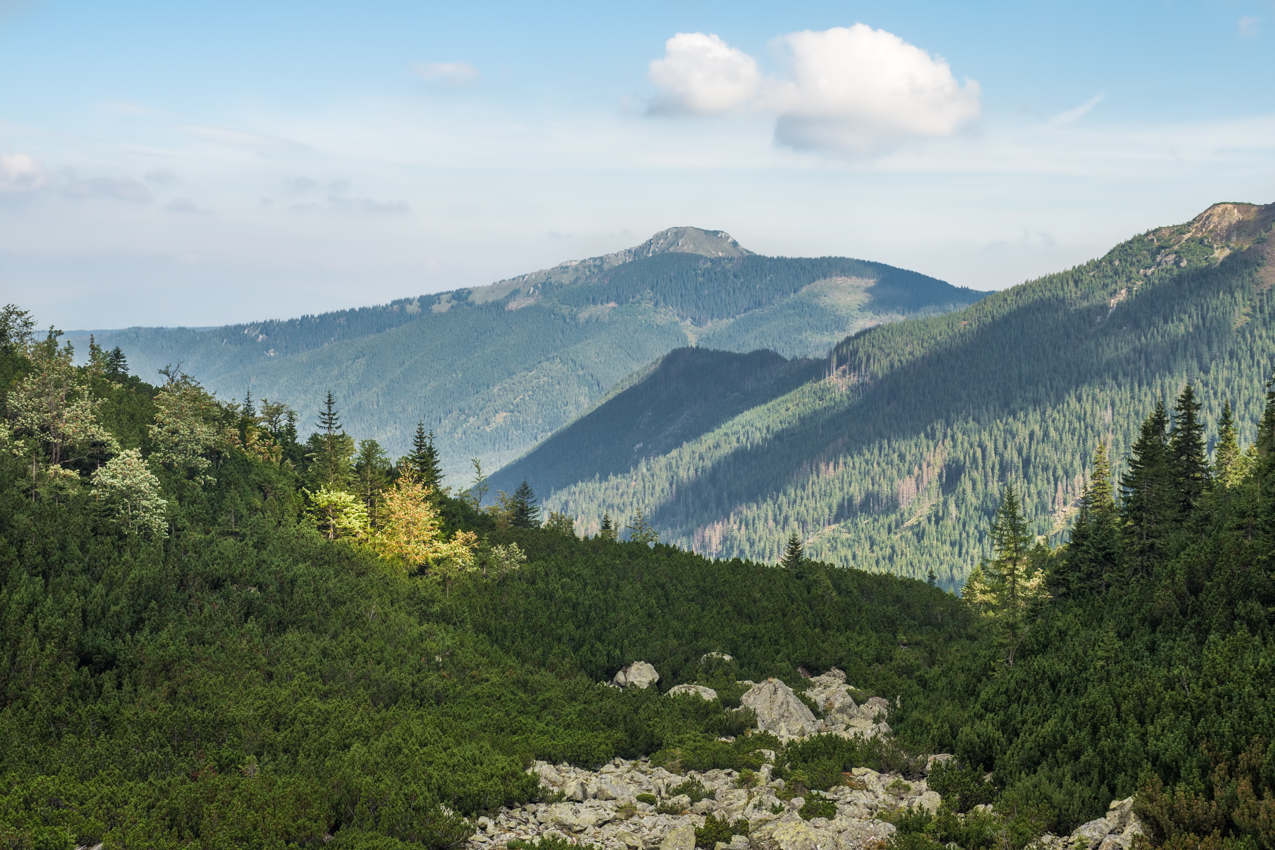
{"left": 88, "top": 227, "right": 982, "bottom": 483}
{"left": 492, "top": 202, "right": 1275, "bottom": 585}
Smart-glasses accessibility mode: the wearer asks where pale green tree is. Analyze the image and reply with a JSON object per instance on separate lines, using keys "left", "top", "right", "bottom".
{"left": 305, "top": 487, "right": 370, "bottom": 541}
{"left": 963, "top": 486, "right": 1050, "bottom": 667}
{"left": 626, "top": 508, "right": 660, "bottom": 545}
{"left": 92, "top": 449, "right": 168, "bottom": 536}
{"left": 149, "top": 369, "right": 227, "bottom": 485}
{"left": 543, "top": 510, "right": 577, "bottom": 537}
{"left": 4, "top": 334, "right": 118, "bottom": 493}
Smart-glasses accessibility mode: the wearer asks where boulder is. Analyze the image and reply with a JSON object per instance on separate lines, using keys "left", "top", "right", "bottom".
{"left": 612, "top": 662, "right": 660, "bottom": 689}
{"left": 923, "top": 754, "right": 954, "bottom": 776}
{"left": 660, "top": 822, "right": 696, "bottom": 850}
{"left": 668, "top": 684, "right": 719, "bottom": 701}
{"left": 741, "top": 679, "right": 820, "bottom": 740}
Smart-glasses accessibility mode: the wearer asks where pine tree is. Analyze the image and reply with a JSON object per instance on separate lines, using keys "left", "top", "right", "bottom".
{"left": 926, "top": 567, "right": 938, "bottom": 588}
{"left": 510, "top": 480, "right": 541, "bottom": 528}
{"left": 1170, "top": 383, "right": 1209, "bottom": 514}
{"left": 242, "top": 388, "right": 256, "bottom": 421}
{"left": 780, "top": 532, "right": 805, "bottom": 570}
{"left": 1121, "top": 401, "right": 1175, "bottom": 577}
{"left": 406, "top": 421, "right": 444, "bottom": 491}
{"left": 625, "top": 508, "right": 659, "bottom": 545}
{"left": 106, "top": 346, "right": 129, "bottom": 381}
{"left": 354, "top": 438, "right": 392, "bottom": 525}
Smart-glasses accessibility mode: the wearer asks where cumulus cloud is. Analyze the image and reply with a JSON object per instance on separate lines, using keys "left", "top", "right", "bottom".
{"left": 0, "top": 152, "right": 48, "bottom": 194}
{"left": 646, "top": 25, "right": 981, "bottom": 156}
{"left": 648, "top": 33, "right": 761, "bottom": 114}
{"left": 63, "top": 176, "right": 153, "bottom": 203}
{"left": 414, "top": 61, "right": 480, "bottom": 87}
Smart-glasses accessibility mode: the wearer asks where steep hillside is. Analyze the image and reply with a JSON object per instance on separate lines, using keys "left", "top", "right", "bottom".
{"left": 95, "top": 228, "right": 982, "bottom": 483}
{"left": 520, "top": 202, "right": 1275, "bottom": 585}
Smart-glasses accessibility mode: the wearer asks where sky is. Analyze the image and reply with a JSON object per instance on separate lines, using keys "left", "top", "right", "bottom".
{"left": 1, "top": 0, "right": 1273, "bottom": 330}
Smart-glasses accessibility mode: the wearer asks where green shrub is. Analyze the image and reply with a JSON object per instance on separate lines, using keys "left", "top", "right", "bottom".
{"left": 667, "top": 778, "right": 715, "bottom": 804}
{"left": 927, "top": 760, "right": 997, "bottom": 814}
{"left": 636, "top": 793, "right": 657, "bottom": 805}
{"left": 798, "top": 791, "right": 837, "bottom": 821}
{"left": 694, "top": 814, "right": 750, "bottom": 849}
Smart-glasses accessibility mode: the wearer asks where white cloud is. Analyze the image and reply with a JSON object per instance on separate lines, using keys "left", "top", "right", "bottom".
{"left": 145, "top": 168, "right": 178, "bottom": 184}
{"left": 764, "top": 26, "right": 981, "bottom": 155}
{"left": 1047, "top": 92, "right": 1106, "bottom": 126}
{"left": 63, "top": 175, "right": 152, "bottom": 203}
{"left": 1239, "top": 16, "right": 1259, "bottom": 37}
{"left": 414, "top": 61, "right": 480, "bottom": 87}
{"left": 0, "top": 152, "right": 47, "bottom": 194}
{"left": 648, "top": 32, "right": 761, "bottom": 114}
{"left": 645, "top": 26, "right": 981, "bottom": 156}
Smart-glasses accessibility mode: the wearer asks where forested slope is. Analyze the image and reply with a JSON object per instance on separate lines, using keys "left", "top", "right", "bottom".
{"left": 4, "top": 301, "right": 1275, "bottom": 849}
{"left": 527, "top": 202, "right": 1275, "bottom": 585}
{"left": 92, "top": 228, "right": 981, "bottom": 483}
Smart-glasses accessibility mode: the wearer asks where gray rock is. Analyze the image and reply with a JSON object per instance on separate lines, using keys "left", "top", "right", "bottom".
{"left": 660, "top": 822, "right": 696, "bottom": 850}
{"left": 668, "top": 684, "right": 719, "bottom": 701}
{"left": 613, "top": 662, "right": 661, "bottom": 689}
{"left": 923, "top": 754, "right": 954, "bottom": 776}
{"left": 1071, "top": 817, "right": 1113, "bottom": 844}
{"left": 741, "top": 679, "right": 820, "bottom": 740}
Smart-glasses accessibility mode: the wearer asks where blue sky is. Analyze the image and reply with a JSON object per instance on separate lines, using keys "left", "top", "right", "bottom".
{"left": 1, "top": 0, "right": 1272, "bottom": 329}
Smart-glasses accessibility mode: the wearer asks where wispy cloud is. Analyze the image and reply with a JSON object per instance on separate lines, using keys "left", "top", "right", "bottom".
{"left": 145, "top": 168, "right": 178, "bottom": 184}
{"left": 1239, "top": 16, "right": 1259, "bottom": 37}
{"left": 1047, "top": 92, "right": 1106, "bottom": 126}
{"left": 414, "top": 61, "right": 480, "bottom": 87}
{"left": 163, "top": 198, "right": 209, "bottom": 214}
{"left": 646, "top": 25, "right": 982, "bottom": 157}
{"left": 179, "top": 125, "right": 308, "bottom": 154}
{"left": 63, "top": 175, "right": 152, "bottom": 203}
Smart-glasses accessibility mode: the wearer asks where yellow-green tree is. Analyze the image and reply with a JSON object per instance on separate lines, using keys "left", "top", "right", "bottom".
{"left": 372, "top": 473, "right": 477, "bottom": 577}
{"left": 305, "top": 487, "right": 369, "bottom": 541}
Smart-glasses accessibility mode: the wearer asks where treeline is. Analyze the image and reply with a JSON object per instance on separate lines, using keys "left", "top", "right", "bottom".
{"left": 536, "top": 209, "right": 1275, "bottom": 585}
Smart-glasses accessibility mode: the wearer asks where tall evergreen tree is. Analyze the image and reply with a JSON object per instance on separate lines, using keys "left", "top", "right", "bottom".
{"left": 1169, "top": 383, "right": 1209, "bottom": 514}
{"left": 309, "top": 390, "right": 353, "bottom": 488}
{"left": 510, "top": 480, "right": 541, "bottom": 528}
{"left": 106, "top": 346, "right": 129, "bottom": 381}
{"left": 1058, "top": 442, "right": 1120, "bottom": 597}
{"left": 963, "top": 485, "right": 1047, "bottom": 667}
{"left": 406, "top": 421, "right": 444, "bottom": 491}
{"left": 780, "top": 532, "right": 805, "bottom": 570}
{"left": 598, "top": 513, "right": 617, "bottom": 542}
{"left": 1213, "top": 400, "right": 1243, "bottom": 488}
{"left": 1121, "top": 401, "right": 1175, "bottom": 577}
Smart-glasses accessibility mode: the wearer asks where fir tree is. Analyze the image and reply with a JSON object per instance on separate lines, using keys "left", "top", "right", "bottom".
{"left": 625, "top": 508, "right": 659, "bottom": 545}
{"left": 106, "top": 346, "right": 129, "bottom": 381}
{"left": 309, "top": 390, "right": 353, "bottom": 488}
{"left": 510, "top": 480, "right": 541, "bottom": 528}
{"left": 1121, "top": 401, "right": 1175, "bottom": 577}
{"left": 780, "top": 532, "right": 805, "bottom": 570}
{"left": 242, "top": 388, "right": 256, "bottom": 421}
{"left": 1169, "top": 383, "right": 1209, "bottom": 514}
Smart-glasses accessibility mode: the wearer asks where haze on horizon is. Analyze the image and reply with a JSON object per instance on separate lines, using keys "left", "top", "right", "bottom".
{"left": 1, "top": 0, "right": 1272, "bottom": 330}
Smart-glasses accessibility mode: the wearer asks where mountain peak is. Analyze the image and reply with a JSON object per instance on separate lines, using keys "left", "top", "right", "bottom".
{"left": 618, "top": 227, "right": 753, "bottom": 262}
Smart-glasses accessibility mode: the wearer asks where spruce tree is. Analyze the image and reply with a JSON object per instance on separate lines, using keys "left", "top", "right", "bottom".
{"left": 598, "top": 513, "right": 617, "bottom": 541}
{"left": 406, "top": 421, "right": 444, "bottom": 491}
{"left": 1170, "top": 383, "right": 1209, "bottom": 514}
{"left": 1213, "top": 400, "right": 1242, "bottom": 487}
{"left": 106, "top": 346, "right": 129, "bottom": 381}
{"left": 310, "top": 390, "right": 352, "bottom": 488}
{"left": 780, "top": 532, "right": 805, "bottom": 570}
{"left": 510, "top": 480, "right": 541, "bottom": 528}
{"left": 1121, "top": 401, "right": 1175, "bottom": 577}
{"left": 1059, "top": 442, "right": 1120, "bottom": 597}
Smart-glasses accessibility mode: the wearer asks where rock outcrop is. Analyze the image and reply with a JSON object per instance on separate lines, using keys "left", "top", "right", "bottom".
{"left": 667, "top": 684, "right": 718, "bottom": 701}
{"left": 612, "top": 662, "right": 660, "bottom": 689}
{"left": 1036, "top": 797, "right": 1145, "bottom": 850}
{"left": 740, "top": 679, "right": 820, "bottom": 740}
{"left": 468, "top": 758, "right": 941, "bottom": 850}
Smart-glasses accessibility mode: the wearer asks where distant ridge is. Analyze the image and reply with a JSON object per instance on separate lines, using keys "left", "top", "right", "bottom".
{"left": 98, "top": 228, "right": 984, "bottom": 481}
